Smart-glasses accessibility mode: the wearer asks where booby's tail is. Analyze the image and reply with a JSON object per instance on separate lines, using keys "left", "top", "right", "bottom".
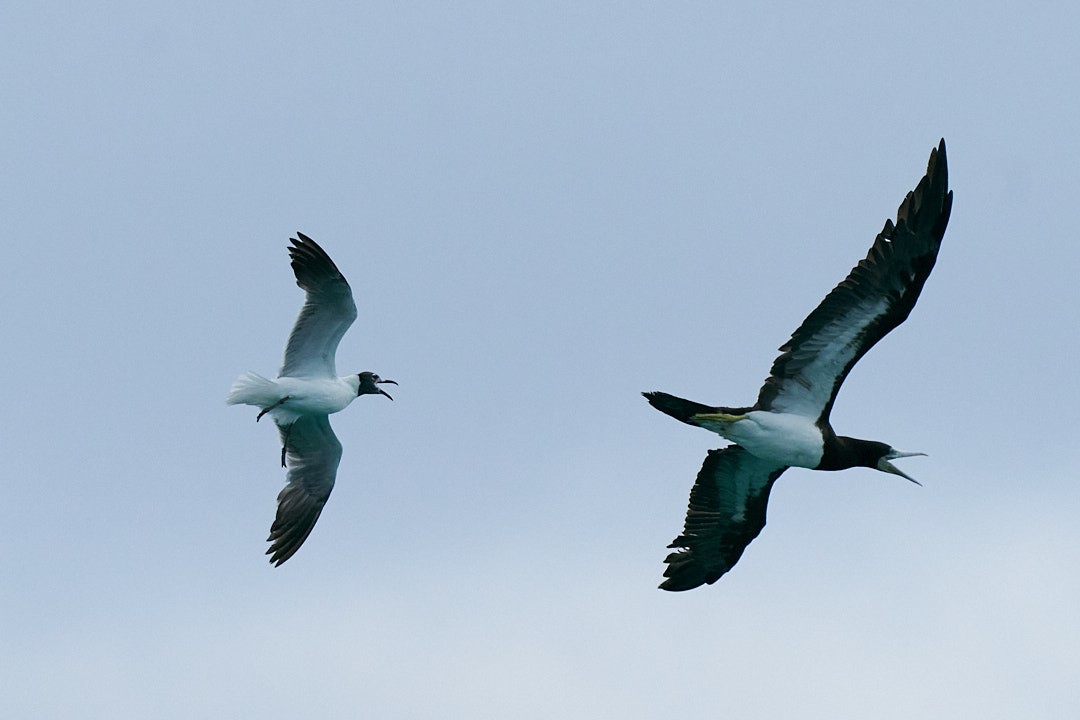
{"left": 643, "top": 391, "right": 750, "bottom": 426}
{"left": 226, "top": 371, "right": 279, "bottom": 407}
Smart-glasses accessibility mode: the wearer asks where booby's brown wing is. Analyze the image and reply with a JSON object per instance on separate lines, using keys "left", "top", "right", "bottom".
{"left": 661, "top": 446, "right": 788, "bottom": 591}
{"left": 755, "top": 140, "right": 953, "bottom": 423}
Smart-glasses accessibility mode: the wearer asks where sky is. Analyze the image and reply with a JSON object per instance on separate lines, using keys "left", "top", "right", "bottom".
{"left": 3, "top": 2, "right": 1079, "bottom": 718}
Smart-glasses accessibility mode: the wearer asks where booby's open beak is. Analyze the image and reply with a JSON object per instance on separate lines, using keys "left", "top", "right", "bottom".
{"left": 877, "top": 450, "right": 927, "bottom": 486}
{"left": 376, "top": 378, "right": 398, "bottom": 400}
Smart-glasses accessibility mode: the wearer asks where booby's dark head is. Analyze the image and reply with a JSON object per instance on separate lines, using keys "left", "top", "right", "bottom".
{"left": 824, "top": 437, "right": 925, "bottom": 485}
{"left": 357, "top": 372, "right": 397, "bottom": 400}
{"left": 857, "top": 440, "right": 925, "bottom": 485}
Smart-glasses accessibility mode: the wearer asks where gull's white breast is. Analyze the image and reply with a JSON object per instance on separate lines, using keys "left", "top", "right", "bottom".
{"left": 269, "top": 376, "right": 358, "bottom": 423}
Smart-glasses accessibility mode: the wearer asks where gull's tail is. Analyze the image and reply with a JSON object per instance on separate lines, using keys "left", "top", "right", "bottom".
{"left": 226, "top": 371, "right": 279, "bottom": 407}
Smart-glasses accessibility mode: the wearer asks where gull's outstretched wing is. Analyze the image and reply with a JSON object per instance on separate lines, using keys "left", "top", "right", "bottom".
{"left": 266, "top": 414, "right": 342, "bottom": 566}
{"left": 661, "top": 446, "right": 788, "bottom": 591}
{"left": 279, "top": 233, "right": 358, "bottom": 379}
{"left": 755, "top": 140, "right": 953, "bottom": 422}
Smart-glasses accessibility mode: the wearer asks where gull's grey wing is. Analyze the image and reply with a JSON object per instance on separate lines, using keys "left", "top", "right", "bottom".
{"left": 661, "top": 445, "right": 788, "bottom": 591}
{"left": 279, "top": 233, "right": 358, "bottom": 379}
{"left": 755, "top": 140, "right": 953, "bottom": 422}
{"left": 266, "top": 414, "right": 342, "bottom": 566}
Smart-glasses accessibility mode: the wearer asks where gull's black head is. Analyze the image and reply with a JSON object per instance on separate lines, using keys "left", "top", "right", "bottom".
{"left": 357, "top": 371, "right": 397, "bottom": 400}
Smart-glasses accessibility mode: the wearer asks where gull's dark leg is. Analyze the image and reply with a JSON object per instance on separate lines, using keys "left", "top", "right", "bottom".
{"left": 280, "top": 423, "right": 292, "bottom": 468}
{"left": 256, "top": 396, "right": 290, "bottom": 422}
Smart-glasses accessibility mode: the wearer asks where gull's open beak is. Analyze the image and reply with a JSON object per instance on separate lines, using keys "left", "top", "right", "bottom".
{"left": 377, "top": 378, "right": 397, "bottom": 400}
{"left": 877, "top": 450, "right": 927, "bottom": 486}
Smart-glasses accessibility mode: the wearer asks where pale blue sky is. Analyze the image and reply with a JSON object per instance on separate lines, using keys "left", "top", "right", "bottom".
{"left": 3, "top": 2, "right": 1079, "bottom": 718}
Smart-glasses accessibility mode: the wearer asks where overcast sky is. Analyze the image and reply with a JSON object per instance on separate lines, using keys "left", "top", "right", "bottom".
{"left": 3, "top": 2, "right": 1079, "bottom": 718}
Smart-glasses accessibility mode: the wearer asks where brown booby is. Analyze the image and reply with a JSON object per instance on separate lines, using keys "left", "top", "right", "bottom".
{"left": 644, "top": 140, "right": 953, "bottom": 591}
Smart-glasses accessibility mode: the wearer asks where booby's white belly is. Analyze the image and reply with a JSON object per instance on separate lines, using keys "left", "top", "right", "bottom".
{"left": 719, "top": 411, "right": 824, "bottom": 469}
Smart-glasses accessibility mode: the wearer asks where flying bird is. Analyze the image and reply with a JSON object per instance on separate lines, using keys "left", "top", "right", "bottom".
{"left": 644, "top": 140, "right": 953, "bottom": 591}
{"left": 227, "top": 233, "right": 396, "bottom": 566}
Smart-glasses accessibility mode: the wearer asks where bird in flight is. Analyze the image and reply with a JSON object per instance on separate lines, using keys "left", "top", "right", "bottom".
{"left": 227, "top": 233, "right": 396, "bottom": 566}
{"left": 644, "top": 140, "right": 953, "bottom": 591}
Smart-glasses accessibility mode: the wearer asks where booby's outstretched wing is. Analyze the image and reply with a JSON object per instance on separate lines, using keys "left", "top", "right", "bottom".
{"left": 279, "top": 232, "right": 358, "bottom": 379}
{"left": 755, "top": 140, "right": 953, "bottom": 422}
{"left": 266, "top": 415, "right": 342, "bottom": 566}
{"left": 662, "top": 446, "right": 788, "bottom": 591}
